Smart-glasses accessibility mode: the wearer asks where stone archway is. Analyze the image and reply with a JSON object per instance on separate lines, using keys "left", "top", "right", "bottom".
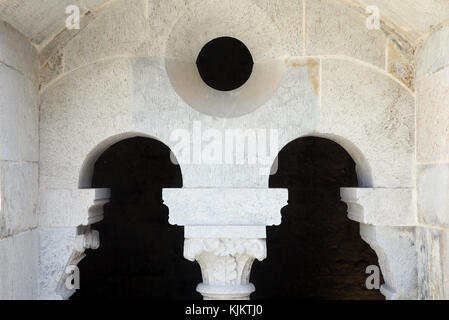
{"left": 251, "top": 136, "right": 384, "bottom": 299}
{"left": 61, "top": 136, "right": 202, "bottom": 300}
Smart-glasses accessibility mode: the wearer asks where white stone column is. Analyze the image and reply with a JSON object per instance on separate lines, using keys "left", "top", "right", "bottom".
{"left": 163, "top": 188, "right": 288, "bottom": 300}
{"left": 184, "top": 236, "right": 266, "bottom": 300}
{"left": 183, "top": 226, "right": 268, "bottom": 300}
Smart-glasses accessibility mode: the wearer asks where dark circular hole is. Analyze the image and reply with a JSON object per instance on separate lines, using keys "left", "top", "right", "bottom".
{"left": 196, "top": 37, "right": 254, "bottom": 91}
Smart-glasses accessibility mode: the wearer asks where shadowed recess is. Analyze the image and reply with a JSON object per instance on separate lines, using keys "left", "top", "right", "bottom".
{"left": 251, "top": 137, "right": 384, "bottom": 300}
{"left": 71, "top": 137, "right": 201, "bottom": 300}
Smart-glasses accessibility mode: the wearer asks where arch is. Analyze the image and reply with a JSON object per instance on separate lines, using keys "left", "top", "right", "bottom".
{"left": 273, "top": 133, "right": 373, "bottom": 188}
{"left": 78, "top": 132, "right": 182, "bottom": 189}
{"left": 71, "top": 135, "right": 200, "bottom": 300}
{"left": 252, "top": 136, "right": 383, "bottom": 299}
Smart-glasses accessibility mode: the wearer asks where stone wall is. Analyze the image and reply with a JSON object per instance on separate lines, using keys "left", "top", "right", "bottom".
{"left": 35, "top": 0, "right": 419, "bottom": 299}
{"left": 415, "top": 23, "right": 449, "bottom": 299}
{"left": 0, "top": 21, "right": 39, "bottom": 299}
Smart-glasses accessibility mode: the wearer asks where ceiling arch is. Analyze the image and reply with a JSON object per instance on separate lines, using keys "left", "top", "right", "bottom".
{"left": 0, "top": 0, "right": 448, "bottom": 50}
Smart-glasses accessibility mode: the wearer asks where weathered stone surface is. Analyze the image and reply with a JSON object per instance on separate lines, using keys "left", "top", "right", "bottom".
{"left": 157, "top": 0, "right": 302, "bottom": 59}
{"left": 79, "top": 0, "right": 110, "bottom": 11}
{"left": 306, "top": 0, "right": 386, "bottom": 68}
{"left": 320, "top": 59, "right": 415, "bottom": 188}
{"left": 361, "top": 225, "right": 417, "bottom": 299}
{"left": 0, "top": 0, "right": 87, "bottom": 45}
{"left": 134, "top": 57, "right": 319, "bottom": 188}
{"left": 0, "top": 65, "right": 39, "bottom": 162}
{"left": 0, "top": 161, "right": 38, "bottom": 237}
{"left": 341, "top": 188, "right": 417, "bottom": 226}
{"left": 0, "top": 230, "right": 38, "bottom": 299}
{"left": 40, "top": 49, "right": 64, "bottom": 91}
{"left": 39, "top": 189, "right": 102, "bottom": 227}
{"left": 185, "top": 225, "right": 266, "bottom": 239}
{"left": 39, "top": 59, "right": 134, "bottom": 190}
{"left": 39, "top": 9, "right": 98, "bottom": 67}
{"left": 243, "top": 0, "right": 303, "bottom": 56}
{"left": 351, "top": 0, "right": 449, "bottom": 42}
{"left": 416, "top": 67, "right": 449, "bottom": 163}
{"left": 38, "top": 227, "right": 77, "bottom": 300}
{"left": 3, "top": 0, "right": 449, "bottom": 49}
{"left": 0, "top": 20, "right": 38, "bottom": 82}
{"left": 64, "top": 0, "right": 148, "bottom": 72}
{"left": 416, "top": 23, "right": 449, "bottom": 79}
{"left": 163, "top": 188, "right": 287, "bottom": 226}
{"left": 417, "top": 227, "right": 449, "bottom": 299}
{"left": 164, "top": 0, "right": 286, "bottom": 61}
{"left": 386, "top": 37, "right": 414, "bottom": 90}
{"left": 417, "top": 164, "right": 449, "bottom": 227}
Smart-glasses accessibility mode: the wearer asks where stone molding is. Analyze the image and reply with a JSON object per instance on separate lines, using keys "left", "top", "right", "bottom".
{"left": 341, "top": 187, "right": 417, "bottom": 226}
{"left": 163, "top": 188, "right": 288, "bottom": 226}
{"left": 55, "top": 191, "right": 108, "bottom": 300}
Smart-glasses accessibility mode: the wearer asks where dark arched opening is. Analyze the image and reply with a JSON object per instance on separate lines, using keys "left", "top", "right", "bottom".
{"left": 251, "top": 137, "right": 383, "bottom": 300}
{"left": 71, "top": 137, "right": 201, "bottom": 300}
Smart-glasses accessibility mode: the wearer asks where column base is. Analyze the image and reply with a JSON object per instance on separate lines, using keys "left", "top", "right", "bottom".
{"left": 197, "top": 283, "right": 255, "bottom": 300}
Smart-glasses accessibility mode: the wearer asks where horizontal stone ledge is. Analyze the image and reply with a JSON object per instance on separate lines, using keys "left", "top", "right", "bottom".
{"left": 185, "top": 225, "right": 266, "bottom": 239}
{"left": 163, "top": 188, "right": 288, "bottom": 226}
{"left": 341, "top": 187, "right": 417, "bottom": 226}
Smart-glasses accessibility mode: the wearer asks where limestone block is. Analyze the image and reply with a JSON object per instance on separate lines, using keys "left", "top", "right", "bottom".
{"left": 147, "top": 0, "right": 199, "bottom": 58}
{"left": 151, "top": 0, "right": 301, "bottom": 58}
{"left": 253, "top": 0, "right": 302, "bottom": 56}
{"left": 386, "top": 37, "right": 414, "bottom": 90}
{"left": 416, "top": 67, "right": 449, "bottom": 163}
{"left": 185, "top": 226, "right": 266, "bottom": 239}
{"left": 0, "top": 161, "right": 38, "bottom": 237}
{"left": 39, "top": 188, "right": 109, "bottom": 227}
{"left": 39, "top": 8, "right": 98, "bottom": 68}
{"left": 0, "top": 20, "right": 38, "bottom": 82}
{"left": 0, "top": 230, "right": 38, "bottom": 299}
{"left": 360, "top": 225, "right": 417, "bottom": 299}
{"left": 163, "top": 188, "right": 288, "bottom": 226}
{"left": 40, "top": 49, "right": 64, "bottom": 91}
{"left": 417, "top": 164, "right": 449, "bottom": 228}
{"left": 0, "top": 0, "right": 86, "bottom": 45}
{"left": 164, "top": 0, "right": 285, "bottom": 62}
{"left": 319, "top": 59, "right": 415, "bottom": 188}
{"left": 0, "top": 65, "right": 39, "bottom": 162}
{"left": 79, "top": 0, "right": 111, "bottom": 11}
{"left": 416, "top": 23, "right": 449, "bottom": 79}
{"left": 417, "top": 227, "right": 449, "bottom": 299}
{"left": 350, "top": 0, "right": 449, "bottom": 41}
{"left": 306, "top": 0, "right": 386, "bottom": 68}
{"left": 341, "top": 188, "right": 416, "bottom": 226}
{"left": 39, "top": 59, "right": 134, "bottom": 190}
{"left": 38, "top": 227, "right": 77, "bottom": 300}
{"left": 64, "top": 0, "right": 149, "bottom": 72}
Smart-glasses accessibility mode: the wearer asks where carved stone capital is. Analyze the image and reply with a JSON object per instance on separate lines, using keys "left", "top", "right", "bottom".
{"left": 184, "top": 238, "right": 267, "bottom": 300}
